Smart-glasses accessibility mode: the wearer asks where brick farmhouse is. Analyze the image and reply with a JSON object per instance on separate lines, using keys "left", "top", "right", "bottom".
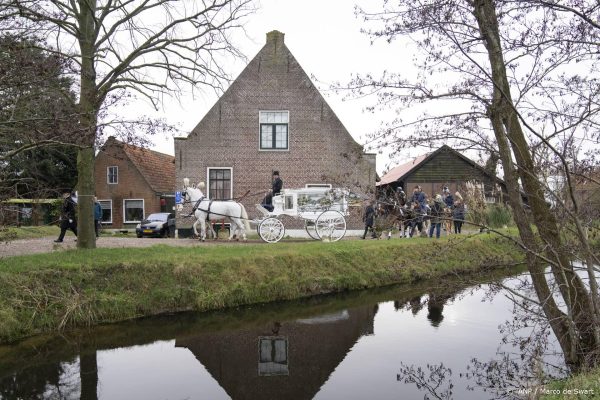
{"left": 94, "top": 137, "right": 175, "bottom": 229}
{"left": 175, "top": 31, "right": 377, "bottom": 235}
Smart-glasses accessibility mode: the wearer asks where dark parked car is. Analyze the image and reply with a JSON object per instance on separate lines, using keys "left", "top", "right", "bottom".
{"left": 136, "top": 213, "right": 175, "bottom": 238}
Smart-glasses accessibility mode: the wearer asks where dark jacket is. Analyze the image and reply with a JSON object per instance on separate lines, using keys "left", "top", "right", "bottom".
{"left": 363, "top": 205, "right": 375, "bottom": 226}
{"left": 453, "top": 201, "right": 465, "bottom": 220}
{"left": 94, "top": 202, "right": 103, "bottom": 220}
{"left": 430, "top": 201, "right": 444, "bottom": 224}
{"left": 444, "top": 194, "right": 454, "bottom": 208}
{"left": 410, "top": 191, "right": 427, "bottom": 212}
{"left": 272, "top": 177, "right": 283, "bottom": 196}
{"left": 61, "top": 197, "right": 77, "bottom": 221}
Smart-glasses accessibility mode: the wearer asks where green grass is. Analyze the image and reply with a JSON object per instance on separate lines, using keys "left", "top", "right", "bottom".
{"left": 0, "top": 225, "right": 63, "bottom": 241}
{"left": 539, "top": 368, "right": 600, "bottom": 399}
{"left": 0, "top": 232, "right": 524, "bottom": 343}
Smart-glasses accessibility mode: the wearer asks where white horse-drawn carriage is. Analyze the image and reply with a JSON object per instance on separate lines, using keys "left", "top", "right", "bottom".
{"left": 254, "top": 185, "right": 349, "bottom": 243}
{"left": 180, "top": 179, "right": 349, "bottom": 243}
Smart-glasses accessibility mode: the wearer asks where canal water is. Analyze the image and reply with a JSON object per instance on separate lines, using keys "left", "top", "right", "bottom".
{"left": 0, "top": 267, "right": 564, "bottom": 400}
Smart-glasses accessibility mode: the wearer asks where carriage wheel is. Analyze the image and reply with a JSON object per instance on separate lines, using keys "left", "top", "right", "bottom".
{"left": 304, "top": 220, "right": 320, "bottom": 240}
{"left": 315, "top": 210, "right": 346, "bottom": 242}
{"left": 258, "top": 217, "right": 285, "bottom": 243}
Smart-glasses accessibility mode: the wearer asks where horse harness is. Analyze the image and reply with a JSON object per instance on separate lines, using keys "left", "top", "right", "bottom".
{"left": 186, "top": 195, "right": 247, "bottom": 221}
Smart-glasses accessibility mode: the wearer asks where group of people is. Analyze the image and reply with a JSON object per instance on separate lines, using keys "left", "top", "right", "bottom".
{"left": 363, "top": 185, "right": 467, "bottom": 239}
{"left": 54, "top": 190, "right": 104, "bottom": 243}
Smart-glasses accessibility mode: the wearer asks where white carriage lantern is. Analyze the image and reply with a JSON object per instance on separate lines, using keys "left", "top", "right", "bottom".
{"left": 254, "top": 184, "right": 349, "bottom": 243}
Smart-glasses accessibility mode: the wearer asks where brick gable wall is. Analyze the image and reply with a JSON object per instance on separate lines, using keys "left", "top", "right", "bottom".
{"left": 176, "top": 31, "right": 376, "bottom": 231}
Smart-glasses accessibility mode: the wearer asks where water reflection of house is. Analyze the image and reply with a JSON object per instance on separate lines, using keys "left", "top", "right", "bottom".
{"left": 176, "top": 306, "right": 377, "bottom": 400}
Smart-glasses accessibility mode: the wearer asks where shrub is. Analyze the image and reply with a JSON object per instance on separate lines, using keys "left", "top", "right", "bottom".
{"left": 485, "top": 204, "right": 513, "bottom": 228}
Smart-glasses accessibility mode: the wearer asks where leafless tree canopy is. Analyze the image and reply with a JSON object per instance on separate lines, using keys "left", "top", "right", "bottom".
{"left": 347, "top": 0, "right": 600, "bottom": 371}
{"left": 0, "top": 0, "right": 254, "bottom": 248}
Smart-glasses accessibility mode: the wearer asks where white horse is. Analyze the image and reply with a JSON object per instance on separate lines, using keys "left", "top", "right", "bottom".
{"left": 181, "top": 178, "right": 250, "bottom": 241}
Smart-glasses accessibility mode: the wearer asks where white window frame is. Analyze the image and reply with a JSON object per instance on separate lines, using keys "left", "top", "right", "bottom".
{"left": 98, "top": 199, "right": 113, "bottom": 224}
{"left": 107, "top": 166, "right": 118, "bottom": 184}
{"left": 123, "top": 198, "right": 144, "bottom": 223}
{"left": 259, "top": 110, "right": 290, "bottom": 151}
{"left": 206, "top": 167, "right": 233, "bottom": 200}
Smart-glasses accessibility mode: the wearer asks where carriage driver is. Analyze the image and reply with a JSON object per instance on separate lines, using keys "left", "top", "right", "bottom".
{"left": 262, "top": 171, "right": 284, "bottom": 212}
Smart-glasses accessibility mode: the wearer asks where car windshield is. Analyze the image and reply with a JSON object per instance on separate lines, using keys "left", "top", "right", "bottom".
{"left": 146, "top": 213, "right": 168, "bottom": 222}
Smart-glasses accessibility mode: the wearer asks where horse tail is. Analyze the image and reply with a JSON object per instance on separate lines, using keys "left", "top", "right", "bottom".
{"left": 240, "top": 204, "right": 251, "bottom": 232}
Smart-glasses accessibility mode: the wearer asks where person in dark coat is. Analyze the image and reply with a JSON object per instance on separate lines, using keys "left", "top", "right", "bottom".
{"left": 428, "top": 195, "right": 444, "bottom": 238}
{"left": 94, "top": 197, "right": 102, "bottom": 238}
{"left": 262, "top": 171, "right": 284, "bottom": 212}
{"left": 453, "top": 192, "right": 466, "bottom": 234}
{"left": 55, "top": 190, "right": 77, "bottom": 242}
{"left": 362, "top": 200, "right": 377, "bottom": 239}
{"left": 442, "top": 186, "right": 454, "bottom": 208}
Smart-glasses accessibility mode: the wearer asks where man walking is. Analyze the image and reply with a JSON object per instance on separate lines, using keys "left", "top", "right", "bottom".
{"left": 55, "top": 190, "right": 77, "bottom": 243}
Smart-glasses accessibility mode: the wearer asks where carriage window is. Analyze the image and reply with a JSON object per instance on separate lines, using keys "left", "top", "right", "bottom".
{"left": 107, "top": 166, "right": 118, "bottom": 184}
{"left": 98, "top": 200, "right": 112, "bottom": 224}
{"left": 285, "top": 195, "right": 294, "bottom": 210}
{"left": 123, "top": 199, "right": 144, "bottom": 223}
{"left": 208, "top": 168, "right": 232, "bottom": 200}
{"left": 259, "top": 111, "right": 289, "bottom": 150}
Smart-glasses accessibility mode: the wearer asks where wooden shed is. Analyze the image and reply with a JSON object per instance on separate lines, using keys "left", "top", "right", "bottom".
{"left": 377, "top": 145, "right": 506, "bottom": 202}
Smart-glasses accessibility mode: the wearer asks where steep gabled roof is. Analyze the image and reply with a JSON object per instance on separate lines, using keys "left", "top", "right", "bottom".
{"left": 103, "top": 137, "right": 175, "bottom": 193}
{"left": 378, "top": 145, "right": 504, "bottom": 186}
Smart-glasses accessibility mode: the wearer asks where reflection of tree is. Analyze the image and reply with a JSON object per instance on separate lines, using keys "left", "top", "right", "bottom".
{"left": 0, "top": 361, "right": 62, "bottom": 399}
{"left": 397, "top": 362, "right": 453, "bottom": 400}
{"left": 0, "top": 359, "right": 82, "bottom": 400}
{"left": 427, "top": 293, "right": 453, "bottom": 328}
{"left": 80, "top": 352, "right": 98, "bottom": 400}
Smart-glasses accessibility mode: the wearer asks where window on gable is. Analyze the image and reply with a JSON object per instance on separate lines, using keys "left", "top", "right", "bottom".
{"left": 107, "top": 166, "right": 118, "bottom": 184}
{"left": 260, "top": 111, "right": 289, "bottom": 150}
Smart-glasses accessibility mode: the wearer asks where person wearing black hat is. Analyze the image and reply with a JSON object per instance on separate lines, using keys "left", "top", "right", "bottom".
{"left": 272, "top": 171, "right": 283, "bottom": 196}
{"left": 54, "top": 190, "right": 78, "bottom": 242}
{"left": 261, "top": 171, "right": 284, "bottom": 212}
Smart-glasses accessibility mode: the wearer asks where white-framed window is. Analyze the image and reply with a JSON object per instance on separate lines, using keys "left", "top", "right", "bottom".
{"left": 98, "top": 200, "right": 113, "bottom": 224}
{"left": 259, "top": 111, "right": 289, "bottom": 150}
{"left": 207, "top": 167, "right": 233, "bottom": 200}
{"left": 107, "top": 166, "right": 118, "bottom": 184}
{"left": 123, "top": 199, "right": 144, "bottom": 223}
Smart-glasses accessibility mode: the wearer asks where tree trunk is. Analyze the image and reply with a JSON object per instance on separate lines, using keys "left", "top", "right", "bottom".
{"left": 76, "top": 0, "right": 98, "bottom": 249}
{"left": 80, "top": 352, "right": 98, "bottom": 400}
{"left": 473, "top": 0, "right": 599, "bottom": 370}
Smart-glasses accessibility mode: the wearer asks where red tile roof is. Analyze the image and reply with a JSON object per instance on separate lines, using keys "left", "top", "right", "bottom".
{"left": 377, "top": 153, "right": 430, "bottom": 186}
{"left": 106, "top": 138, "right": 175, "bottom": 193}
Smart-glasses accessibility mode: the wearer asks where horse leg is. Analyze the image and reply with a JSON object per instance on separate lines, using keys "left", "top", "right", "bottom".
{"left": 192, "top": 219, "right": 200, "bottom": 238}
{"left": 199, "top": 219, "right": 206, "bottom": 241}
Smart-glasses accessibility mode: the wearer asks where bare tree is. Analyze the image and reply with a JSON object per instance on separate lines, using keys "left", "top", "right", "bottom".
{"left": 350, "top": 0, "right": 600, "bottom": 370}
{"left": 0, "top": 0, "right": 254, "bottom": 248}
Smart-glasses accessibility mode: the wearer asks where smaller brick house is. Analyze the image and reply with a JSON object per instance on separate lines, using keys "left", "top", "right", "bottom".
{"left": 94, "top": 137, "right": 175, "bottom": 229}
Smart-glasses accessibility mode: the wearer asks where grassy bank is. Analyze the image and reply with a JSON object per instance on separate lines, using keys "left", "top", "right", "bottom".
{"left": 0, "top": 225, "right": 62, "bottom": 241}
{"left": 540, "top": 368, "right": 600, "bottom": 399}
{"left": 0, "top": 233, "right": 523, "bottom": 343}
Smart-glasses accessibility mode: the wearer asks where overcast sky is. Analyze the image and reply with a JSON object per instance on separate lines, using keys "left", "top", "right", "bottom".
{"left": 127, "top": 0, "right": 415, "bottom": 174}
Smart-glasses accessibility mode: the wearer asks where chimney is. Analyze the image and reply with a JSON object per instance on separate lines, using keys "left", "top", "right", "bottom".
{"left": 266, "top": 30, "right": 285, "bottom": 49}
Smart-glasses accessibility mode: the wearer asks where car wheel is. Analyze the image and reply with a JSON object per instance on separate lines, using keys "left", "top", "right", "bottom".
{"left": 136, "top": 233, "right": 143, "bottom": 238}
